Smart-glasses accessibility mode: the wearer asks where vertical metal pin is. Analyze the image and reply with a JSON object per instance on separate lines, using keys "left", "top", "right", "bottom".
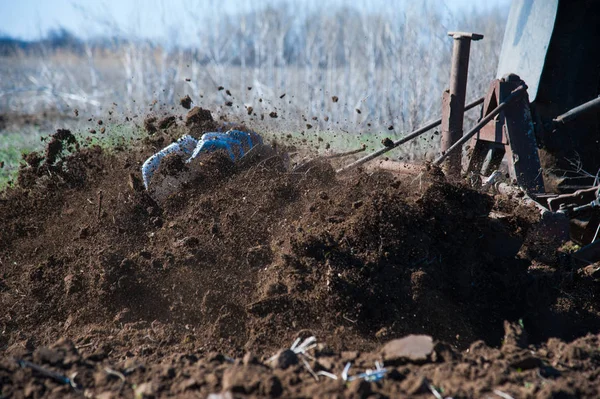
{"left": 441, "top": 31, "right": 483, "bottom": 175}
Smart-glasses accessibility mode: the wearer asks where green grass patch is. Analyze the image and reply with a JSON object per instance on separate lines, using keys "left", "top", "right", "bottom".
{"left": 0, "top": 131, "right": 43, "bottom": 188}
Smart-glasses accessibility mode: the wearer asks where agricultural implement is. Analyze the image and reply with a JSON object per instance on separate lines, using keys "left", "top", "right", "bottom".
{"left": 143, "top": 0, "right": 600, "bottom": 261}
{"left": 338, "top": 0, "right": 600, "bottom": 262}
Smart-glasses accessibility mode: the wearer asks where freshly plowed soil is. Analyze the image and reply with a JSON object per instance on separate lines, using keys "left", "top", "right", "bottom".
{"left": 2, "top": 109, "right": 600, "bottom": 398}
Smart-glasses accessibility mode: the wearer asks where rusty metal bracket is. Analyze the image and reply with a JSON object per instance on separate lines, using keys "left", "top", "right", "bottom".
{"left": 440, "top": 31, "right": 483, "bottom": 176}
{"left": 434, "top": 84, "right": 527, "bottom": 168}
{"left": 465, "top": 75, "right": 545, "bottom": 194}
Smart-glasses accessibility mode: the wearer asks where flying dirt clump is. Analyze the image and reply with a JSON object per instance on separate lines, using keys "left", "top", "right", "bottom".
{"left": 184, "top": 106, "right": 222, "bottom": 135}
{"left": 180, "top": 95, "right": 192, "bottom": 109}
{"left": 185, "top": 107, "right": 213, "bottom": 126}
{"left": 44, "top": 129, "right": 78, "bottom": 165}
{"left": 144, "top": 115, "right": 158, "bottom": 134}
{"left": 18, "top": 128, "right": 80, "bottom": 188}
{"left": 157, "top": 115, "right": 176, "bottom": 130}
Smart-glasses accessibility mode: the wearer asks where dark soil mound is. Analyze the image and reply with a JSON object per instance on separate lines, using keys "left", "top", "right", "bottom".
{"left": 2, "top": 113, "right": 600, "bottom": 397}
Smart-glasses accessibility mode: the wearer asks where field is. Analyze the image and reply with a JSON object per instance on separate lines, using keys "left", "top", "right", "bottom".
{"left": 2, "top": 2, "right": 600, "bottom": 398}
{"left": 1, "top": 105, "right": 600, "bottom": 398}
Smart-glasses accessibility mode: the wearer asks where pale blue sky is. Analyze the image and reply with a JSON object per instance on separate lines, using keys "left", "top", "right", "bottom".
{"left": 0, "top": 0, "right": 512, "bottom": 43}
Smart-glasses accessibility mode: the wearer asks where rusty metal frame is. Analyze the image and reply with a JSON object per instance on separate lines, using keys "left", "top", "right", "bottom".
{"left": 466, "top": 75, "right": 545, "bottom": 194}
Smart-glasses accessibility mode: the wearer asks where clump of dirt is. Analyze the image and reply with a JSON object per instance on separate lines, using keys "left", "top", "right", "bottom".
{"left": 156, "top": 153, "right": 187, "bottom": 177}
{"left": 44, "top": 129, "right": 77, "bottom": 164}
{"left": 143, "top": 113, "right": 181, "bottom": 134}
{"left": 180, "top": 95, "right": 192, "bottom": 109}
{"left": 20, "top": 128, "right": 77, "bottom": 169}
{"left": 143, "top": 115, "right": 158, "bottom": 134}
{"left": 186, "top": 106, "right": 213, "bottom": 126}
{"left": 23, "top": 151, "right": 44, "bottom": 168}
{"left": 157, "top": 115, "right": 176, "bottom": 130}
{"left": 2, "top": 109, "right": 600, "bottom": 397}
{"left": 15, "top": 129, "right": 87, "bottom": 190}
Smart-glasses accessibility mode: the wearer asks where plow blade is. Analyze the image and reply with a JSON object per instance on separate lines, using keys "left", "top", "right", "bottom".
{"left": 496, "top": 0, "right": 559, "bottom": 102}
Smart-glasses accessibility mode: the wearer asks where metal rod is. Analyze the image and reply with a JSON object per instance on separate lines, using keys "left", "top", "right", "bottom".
{"left": 336, "top": 96, "right": 484, "bottom": 174}
{"left": 553, "top": 95, "right": 600, "bottom": 125}
{"left": 441, "top": 32, "right": 483, "bottom": 175}
{"left": 433, "top": 85, "right": 527, "bottom": 166}
{"left": 324, "top": 145, "right": 367, "bottom": 159}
